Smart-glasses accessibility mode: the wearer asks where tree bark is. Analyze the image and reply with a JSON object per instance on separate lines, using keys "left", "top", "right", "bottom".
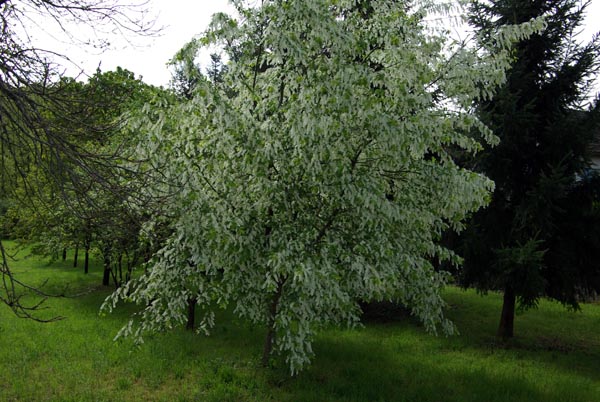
{"left": 102, "top": 247, "right": 111, "bottom": 286}
{"left": 73, "top": 244, "right": 79, "bottom": 268}
{"left": 84, "top": 242, "right": 90, "bottom": 274}
{"left": 262, "top": 279, "right": 285, "bottom": 367}
{"left": 497, "top": 286, "right": 516, "bottom": 339}
{"left": 186, "top": 297, "right": 196, "bottom": 330}
{"left": 102, "top": 266, "right": 110, "bottom": 286}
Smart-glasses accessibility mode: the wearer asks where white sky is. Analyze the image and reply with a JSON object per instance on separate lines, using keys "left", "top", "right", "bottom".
{"left": 29, "top": 0, "right": 600, "bottom": 89}
{"left": 53, "top": 0, "right": 235, "bottom": 86}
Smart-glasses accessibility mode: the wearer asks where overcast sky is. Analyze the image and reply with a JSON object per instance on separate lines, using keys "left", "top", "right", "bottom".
{"left": 38, "top": 0, "right": 600, "bottom": 89}
{"left": 47, "top": 0, "right": 234, "bottom": 86}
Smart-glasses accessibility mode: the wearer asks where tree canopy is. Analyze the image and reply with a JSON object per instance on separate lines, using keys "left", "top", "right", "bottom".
{"left": 103, "top": 0, "right": 543, "bottom": 372}
{"left": 459, "top": 0, "right": 600, "bottom": 338}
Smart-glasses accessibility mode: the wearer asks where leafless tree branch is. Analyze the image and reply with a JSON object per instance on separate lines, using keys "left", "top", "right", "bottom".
{"left": 0, "top": 0, "right": 159, "bottom": 319}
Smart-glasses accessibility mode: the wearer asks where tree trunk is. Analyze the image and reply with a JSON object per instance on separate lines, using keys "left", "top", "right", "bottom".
{"left": 117, "top": 253, "right": 123, "bottom": 286}
{"left": 186, "top": 297, "right": 196, "bottom": 330}
{"left": 102, "top": 266, "right": 110, "bottom": 286}
{"left": 125, "top": 250, "right": 137, "bottom": 284}
{"left": 261, "top": 210, "right": 281, "bottom": 367}
{"left": 84, "top": 242, "right": 90, "bottom": 274}
{"left": 62, "top": 248, "right": 67, "bottom": 261}
{"left": 73, "top": 244, "right": 79, "bottom": 268}
{"left": 102, "top": 247, "right": 111, "bottom": 287}
{"left": 262, "top": 279, "right": 285, "bottom": 367}
{"left": 497, "top": 286, "right": 516, "bottom": 339}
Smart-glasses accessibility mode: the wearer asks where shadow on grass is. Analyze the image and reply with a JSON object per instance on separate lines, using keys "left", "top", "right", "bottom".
{"left": 39, "top": 280, "right": 600, "bottom": 400}
{"left": 349, "top": 289, "right": 600, "bottom": 388}
{"left": 440, "top": 289, "right": 600, "bottom": 385}
{"left": 267, "top": 332, "right": 552, "bottom": 402}
{"left": 3, "top": 244, "right": 598, "bottom": 402}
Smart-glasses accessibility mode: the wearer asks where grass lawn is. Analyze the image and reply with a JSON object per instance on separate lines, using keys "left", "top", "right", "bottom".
{"left": 1, "top": 241, "right": 599, "bottom": 401}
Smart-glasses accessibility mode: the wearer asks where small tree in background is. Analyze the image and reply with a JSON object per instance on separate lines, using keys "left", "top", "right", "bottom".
{"left": 0, "top": 0, "right": 157, "bottom": 319}
{"left": 459, "top": 0, "right": 600, "bottom": 339}
{"left": 2, "top": 68, "right": 159, "bottom": 291}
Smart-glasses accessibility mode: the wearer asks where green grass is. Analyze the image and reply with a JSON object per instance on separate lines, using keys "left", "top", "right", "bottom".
{"left": 1, "top": 241, "right": 599, "bottom": 401}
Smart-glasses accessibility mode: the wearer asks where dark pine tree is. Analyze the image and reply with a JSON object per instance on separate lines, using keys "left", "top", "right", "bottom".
{"left": 460, "top": 0, "right": 600, "bottom": 339}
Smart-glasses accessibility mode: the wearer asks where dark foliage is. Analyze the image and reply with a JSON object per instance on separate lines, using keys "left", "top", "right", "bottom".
{"left": 459, "top": 0, "right": 600, "bottom": 337}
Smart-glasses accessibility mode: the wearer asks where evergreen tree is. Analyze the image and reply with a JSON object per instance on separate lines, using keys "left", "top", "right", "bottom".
{"left": 460, "top": 0, "right": 600, "bottom": 339}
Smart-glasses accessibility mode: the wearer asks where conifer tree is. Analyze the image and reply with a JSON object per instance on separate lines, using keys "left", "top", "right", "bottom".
{"left": 460, "top": 0, "right": 600, "bottom": 339}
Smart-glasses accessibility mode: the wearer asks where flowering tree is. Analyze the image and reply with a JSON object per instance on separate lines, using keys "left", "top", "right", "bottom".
{"left": 103, "top": 0, "right": 543, "bottom": 373}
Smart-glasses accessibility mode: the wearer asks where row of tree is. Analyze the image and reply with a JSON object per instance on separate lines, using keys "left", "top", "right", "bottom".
{"left": 0, "top": 68, "right": 164, "bottom": 291}
{"left": 0, "top": 0, "right": 158, "bottom": 318}
{"left": 1, "top": 0, "right": 599, "bottom": 373}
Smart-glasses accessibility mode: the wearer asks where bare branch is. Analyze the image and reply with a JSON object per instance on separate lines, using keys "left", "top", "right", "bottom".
{"left": 0, "top": 0, "right": 158, "bottom": 319}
